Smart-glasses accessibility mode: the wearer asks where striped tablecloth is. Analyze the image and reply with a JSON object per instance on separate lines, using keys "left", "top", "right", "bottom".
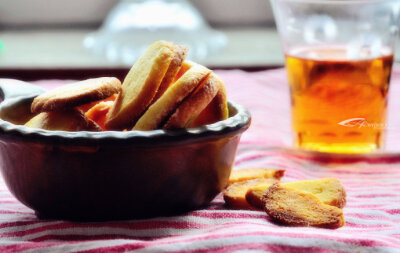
{"left": 0, "top": 68, "right": 400, "bottom": 252}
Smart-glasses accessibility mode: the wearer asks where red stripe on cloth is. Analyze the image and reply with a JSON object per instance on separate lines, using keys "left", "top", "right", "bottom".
{"left": 386, "top": 209, "right": 400, "bottom": 214}
{"left": 0, "top": 220, "right": 55, "bottom": 229}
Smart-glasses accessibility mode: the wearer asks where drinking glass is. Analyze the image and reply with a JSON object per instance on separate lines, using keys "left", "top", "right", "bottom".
{"left": 270, "top": 0, "right": 400, "bottom": 153}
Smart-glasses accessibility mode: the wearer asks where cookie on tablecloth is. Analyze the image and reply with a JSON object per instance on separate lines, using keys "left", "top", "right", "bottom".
{"left": 264, "top": 183, "right": 345, "bottom": 228}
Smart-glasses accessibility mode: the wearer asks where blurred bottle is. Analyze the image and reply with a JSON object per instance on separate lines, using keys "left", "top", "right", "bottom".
{"left": 84, "top": 0, "right": 227, "bottom": 64}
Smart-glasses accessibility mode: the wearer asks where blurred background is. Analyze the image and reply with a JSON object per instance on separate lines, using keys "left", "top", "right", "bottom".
{"left": 0, "top": 0, "right": 284, "bottom": 80}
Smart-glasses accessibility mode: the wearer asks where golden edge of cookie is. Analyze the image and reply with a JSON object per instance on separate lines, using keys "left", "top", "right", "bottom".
{"left": 151, "top": 45, "right": 188, "bottom": 104}
{"left": 327, "top": 179, "right": 347, "bottom": 209}
{"left": 31, "top": 77, "right": 121, "bottom": 113}
{"left": 133, "top": 64, "right": 211, "bottom": 131}
{"left": 223, "top": 178, "right": 278, "bottom": 210}
{"left": 174, "top": 60, "right": 195, "bottom": 82}
{"left": 333, "top": 189, "right": 347, "bottom": 209}
{"left": 188, "top": 81, "right": 229, "bottom": 127}
{"left": 223, "top": 186, "right": 256, "bottom": 210}
{"left": 105, "top": 41, "right": 175, "bottom": 130}
{"left": 245, "top": 185, "right": 270, "bottom": 210}
{"left": 264, "top": 183, "right": 345, "bottom": 229}
{"left": 223, "top": 195, "right": 255, "bottom": 210}
{"left": 163, "top": 72, "right": 220, "bottom": 129}
{"left": 216, "top": 80, "right": 229, "bottom": 120}
{"left": 228, "top": 168, "right": 286, "bottom": 185}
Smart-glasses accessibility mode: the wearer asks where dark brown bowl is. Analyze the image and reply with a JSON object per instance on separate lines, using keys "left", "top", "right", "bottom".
{"left": 0, "top": 79, "right": 251, "bottom": 221}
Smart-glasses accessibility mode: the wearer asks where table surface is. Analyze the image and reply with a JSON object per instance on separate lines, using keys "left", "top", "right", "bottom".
{"left": 0, "top": 68, "right": 399, "bottom": 252}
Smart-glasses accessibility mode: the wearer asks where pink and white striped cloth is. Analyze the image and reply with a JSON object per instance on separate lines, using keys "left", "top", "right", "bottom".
{"left": 0, "top": 68, "right": 400, "bottom": 252}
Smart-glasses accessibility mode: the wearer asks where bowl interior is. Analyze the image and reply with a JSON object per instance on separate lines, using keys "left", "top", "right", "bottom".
{"left": 0, "top": 94, "right": 250, "bottom": 146}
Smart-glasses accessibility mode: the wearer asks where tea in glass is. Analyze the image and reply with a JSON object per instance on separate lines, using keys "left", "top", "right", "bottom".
{"left": 271, "top": 0, "right": 400, "bottom": 153}
{"left": 286, "top": 46, "right": 393, "bottom": 153}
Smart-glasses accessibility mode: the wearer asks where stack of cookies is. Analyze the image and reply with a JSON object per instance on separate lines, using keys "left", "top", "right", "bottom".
{"left": 223, "top": 168, "right": 346, "bottom": 229}
{"left": 25, "top": 41, "right": 228, "bottom": 132}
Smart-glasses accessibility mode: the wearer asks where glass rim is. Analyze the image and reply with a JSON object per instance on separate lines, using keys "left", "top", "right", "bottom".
{"left": 271, "top": 0, "right": 397, "bottom": 5}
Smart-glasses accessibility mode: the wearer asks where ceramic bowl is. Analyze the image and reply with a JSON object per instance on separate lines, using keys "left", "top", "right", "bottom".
{"left": 0, "top": 79, "right": 251, "bottom": 221}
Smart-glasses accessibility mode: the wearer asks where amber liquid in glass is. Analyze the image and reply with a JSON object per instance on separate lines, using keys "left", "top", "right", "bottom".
{"left": 286, "top": 46, "right": 394, "bottom": 153}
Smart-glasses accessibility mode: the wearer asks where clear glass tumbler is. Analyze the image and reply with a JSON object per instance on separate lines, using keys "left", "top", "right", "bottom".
{"left": 270, "top": 0, "right": 400, "bottom": 153}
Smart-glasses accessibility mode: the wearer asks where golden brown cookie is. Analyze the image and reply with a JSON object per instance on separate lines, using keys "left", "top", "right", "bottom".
{"left": 246, "top": 184, "right": 271, "bottom": 210}
{"left": 163, "top": 73, "right": 221, "bottom": 129}
{"left": 133, "top": 63, "right": 211, "bottom": 131}
{"left": 228, "top": 168, "right": 285, "bottom": 185}
{"left": 284, "top": 178, "right": 346, "bottom": 208}
{"left": 264, "top": 183, "right": 345, "bottom": 228}
{"left": 25, "top": 109, "right": 102, "bottom": 131}
{"left": 105, "top": 41, "right": 175, "bottom": 130}
{"left": 189, "top": 80, "right": 229, "bottom": 127}
{"left": 246, "top": 178, "right": 347, "bottom": 210}
{"left": 223, "top": 178, "right": 279, "bottom": 209}
{"left": 151, "top": 45, "right": 188, "bottom": 103}
{"left": 31, "top": 77, "right": 121, "bottom": 113}
{"left": 174, "top": 61, "right": 195, "bottom": 82}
